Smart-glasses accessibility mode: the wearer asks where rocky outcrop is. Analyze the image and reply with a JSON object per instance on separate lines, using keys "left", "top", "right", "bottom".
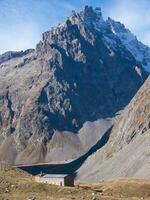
{"left": 0, "top": 6, "right": 149, "bottom": 165}
{"left": 0, "top": 49, "right": 34, "bottom": 65}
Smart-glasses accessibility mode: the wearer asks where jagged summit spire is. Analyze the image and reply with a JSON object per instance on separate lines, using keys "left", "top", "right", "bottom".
{"left": 66, "top": 6, "right": 104, "bottom": 32}
{"left": 95, "top": 7, "right": 102, "bottom": 16}
{"left": 38, "top": 5, "right": 150, "bottom": 73}
{"left": 84, "top": 5, "right": 94, "bottom": 13}
{"left": 83, "top": 5, "right": 102, "bottom": 17}
{"left": 77, "top": 6, "right": 104, "bottom": 30}
{"left": 83, "top": 6, "right": 102, "bottom": 15}
{"left": 70, "top": 6, "right": 102, "bottom": 20}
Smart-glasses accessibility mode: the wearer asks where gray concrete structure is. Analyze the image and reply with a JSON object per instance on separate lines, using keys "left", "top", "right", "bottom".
{"left": 35, "top": 174, "right": 74, "bottom": 186}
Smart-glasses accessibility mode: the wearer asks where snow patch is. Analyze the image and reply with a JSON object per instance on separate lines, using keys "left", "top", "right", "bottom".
{"left": 134, "top": 66, "right": 142, "bottom": 77}
{"left": 106, "top": 18, "right": 150, "bottom": 72}
{"left": 99, "top": 59, "right": 103, "bottom": 64}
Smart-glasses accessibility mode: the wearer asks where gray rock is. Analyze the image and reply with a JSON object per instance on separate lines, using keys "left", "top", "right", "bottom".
{"left": 0, "top": 6, "right": 148, "bottom": 165}
{"left": 76, "top": 77, "right": 150, "bottom": 182}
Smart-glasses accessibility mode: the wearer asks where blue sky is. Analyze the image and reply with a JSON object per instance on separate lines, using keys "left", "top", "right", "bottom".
{"left": 0, "top": 0, "right": 150, "bottom": 54}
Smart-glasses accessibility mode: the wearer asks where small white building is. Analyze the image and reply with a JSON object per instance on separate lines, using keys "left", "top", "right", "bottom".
{"left": 35, "top": 174, "right": 74, "bottom": 186}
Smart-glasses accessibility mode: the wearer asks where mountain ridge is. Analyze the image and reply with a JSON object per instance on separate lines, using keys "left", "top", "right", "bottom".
{"left": 0, "top": 6, "right": 149, "bottom": 165}
{"left": 76, "top": 76, "right": 150, "bottom": 182}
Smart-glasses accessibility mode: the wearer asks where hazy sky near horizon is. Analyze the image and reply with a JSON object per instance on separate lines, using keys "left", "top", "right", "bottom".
{"left": 0, "top": 0, "right": 150, "bottom": 54}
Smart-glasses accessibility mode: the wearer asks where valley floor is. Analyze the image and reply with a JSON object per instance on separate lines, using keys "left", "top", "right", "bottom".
{"left": 0, "top": 164, "right": 150, "bottom": 200}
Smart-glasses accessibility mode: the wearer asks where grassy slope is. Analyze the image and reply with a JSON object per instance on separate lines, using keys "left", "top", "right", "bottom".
{"left": 0, "top": 164, "right": 150, "bottom": 200}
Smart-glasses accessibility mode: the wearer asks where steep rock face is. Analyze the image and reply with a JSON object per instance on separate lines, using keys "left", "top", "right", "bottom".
{"left": 35, "top": 6, "right": 147, "bottom": 131}
{"left": 0, "top": 6, "right": 148, "bottom": 165}
{"left": 106, "top": 18, "right": 150, "bottom": 72}
{"left": 76, "top": 76, "right": 150, "bottom": 182}
{"left": 105, "top": 76, "right": 150, "bottom": 154}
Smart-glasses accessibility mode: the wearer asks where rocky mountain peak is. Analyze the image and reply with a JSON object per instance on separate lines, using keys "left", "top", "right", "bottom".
{"left": 81, "top": 6, "right": 102, "bottom": 21}
{"left": 36, "top": 6, "right": 150, "bottom": 72}
{"left": 81, "top": 6, "right": 104, "bottom": 30}
{"left": 37, "top": 6, "right": 104, "bottom": 49}
{"left": 82, "top": 6, "right": 102, "bottom": 18}
{"left": 67, "top": 6, "right": 104, "bottom": 32}
{"left": 0, "top": 6, "right": 149, "bottom": 165}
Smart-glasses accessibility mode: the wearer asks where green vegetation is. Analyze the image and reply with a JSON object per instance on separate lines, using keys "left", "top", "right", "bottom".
{"left": 0, "top": 164, "right": 150, "bottom": 200}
